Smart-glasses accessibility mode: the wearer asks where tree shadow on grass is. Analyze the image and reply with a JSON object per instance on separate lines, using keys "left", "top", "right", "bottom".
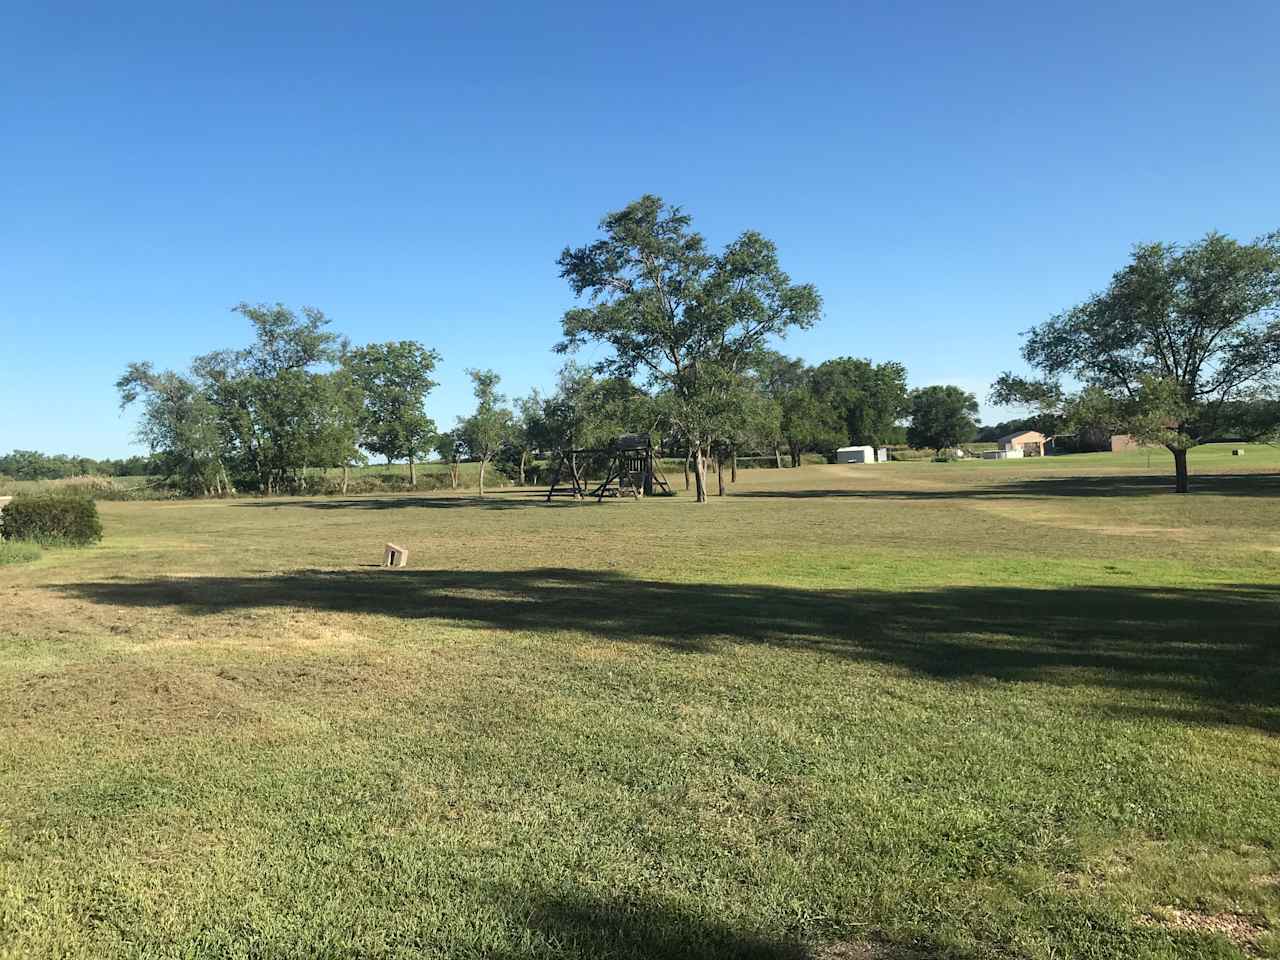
{"left": 487, "top": 888, "right": 959, "bottom": 959}
{"left": 233, "top": 492, "right": 581, "bottom": 511}
{"left": 53, "top": 568, "right": 1280, "bottom": 734}
{"left": 731, "top": 472, "right": 1280, "bottom": 501}
{"left": 491, "top": 890, "right": 806, "bottom": 959}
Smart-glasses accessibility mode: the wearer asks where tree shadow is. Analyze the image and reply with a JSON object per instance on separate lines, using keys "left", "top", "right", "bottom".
{"left": 731, "top": 472, "right": 1280, "bottom": 501}
{"left": 233, "top": 492, "right": 585, "bottom": 511}
{"left": 53, "top": 568, "right": 1280, "bottom": 734}
{"left": 486, "top": 888, "right": 958, "bottom": 959}
{"left": 490, "top": 890, "right": 806, "bottom": 959}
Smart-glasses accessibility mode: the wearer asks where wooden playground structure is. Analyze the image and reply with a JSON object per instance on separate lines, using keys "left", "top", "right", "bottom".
{"left": 545, "top": 434, "right": 672, "bottom": 502}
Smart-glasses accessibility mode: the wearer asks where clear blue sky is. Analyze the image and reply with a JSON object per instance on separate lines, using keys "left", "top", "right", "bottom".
{"left": 2, "top": 0, "right": 1277, "bottom": 458}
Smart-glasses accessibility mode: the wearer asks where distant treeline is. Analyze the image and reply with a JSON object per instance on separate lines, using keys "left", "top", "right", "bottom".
{"left": 0, "top": 450, "right": 158, "bottom": 481}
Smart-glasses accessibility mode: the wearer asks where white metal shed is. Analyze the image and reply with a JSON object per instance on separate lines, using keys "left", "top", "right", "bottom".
{"left": 836, "top": 445, "right": 876, "bottom": 464}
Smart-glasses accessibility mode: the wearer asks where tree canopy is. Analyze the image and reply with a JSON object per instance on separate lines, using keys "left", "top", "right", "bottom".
{"left": 346, "top": 340, "right": 441, "bottom": 484}
{"left": 810, "top": 357, "right": 909, "bottom": 450}
{"left": 906, "top": 385, "right": 979, "bottom": 456}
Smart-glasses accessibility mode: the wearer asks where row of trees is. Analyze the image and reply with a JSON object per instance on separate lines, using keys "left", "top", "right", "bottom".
{"left": 119, "top": 304, "right": 464, "bottom": 495}
{"left": 114, "top": 199, "right": 1277, "bottom": 499}
{"left": 114, "top": 198, "right": 959, "bottom": 499}
{"left": 0, "top": 450, "right": 157, "bottom": 480}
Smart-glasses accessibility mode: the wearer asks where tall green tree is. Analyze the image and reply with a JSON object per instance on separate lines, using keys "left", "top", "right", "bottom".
{"left": 510, "top": 392, "right": 543, "bottom": 486}
{"left": 116, "top": 362, "right": 230, "bottom": 495}
{"left": 756, "top": 353, "right": 844, "bottom": 466}
{"left": 435, "top": 430, "right": 464, "bottom": 489}
{"left": 810, "top": 357, "right": 909, "bottom": 449}
{"left": 557, "top": 195, "right": 821, "bottom": 501}
{"left": 713, "top": 368, "right": 782, "bottom": 486}
{"left": 191, "top": 303, "right": 343, "bottom": 493}
{"left": 303, "top": 361, "right": 366, "bottom": 493}
{"left": 345, "top": 340, "right": 441, "bottom": 486}
{"left": 456, "top": 369, "right": 515, "bottom": 497}
{"left": 906, "top": 385, "right": 979, "bottom": 457}
{"left": 994, "top": 231, "right": 1280, "bottom": 492}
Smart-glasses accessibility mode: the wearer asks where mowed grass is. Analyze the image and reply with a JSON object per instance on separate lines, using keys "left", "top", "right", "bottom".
{"left": 1, "top": 444, "right": 1278, "bottom": 959}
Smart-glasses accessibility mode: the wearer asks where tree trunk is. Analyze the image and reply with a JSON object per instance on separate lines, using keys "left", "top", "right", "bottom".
{"left": 1172, "top": 447, "right": 1189, "bottom": 494}
{"left": 692, "top": 446, "right": 708, "bottom": 503}
{"left": 342, "top": 464, "right": 349, "bottom": 494}
{"left": 478, "top": 459, "right": 486, "bottom": 497}
{"left": 716, "top": 449, "right": 726, "bottom": 496}
{"left": 730, "top": 447, "right": 737, "bottom": 483}
{"left": 519, "top": 450, "right": 527, "bottom": 486}
{"left": 409, "top": 456, "right": 417, "bottom": 487}
{"left": 774, "top": 445, "right": 782, "bottom": 470}
{"left": 683, "top": 449, "right": 691, "bottom": 491}
{"left": 789, "top": 441, "right": 801, "bottom": 468}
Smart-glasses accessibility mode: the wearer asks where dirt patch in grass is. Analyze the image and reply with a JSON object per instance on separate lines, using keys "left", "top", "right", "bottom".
{"left": 1140, "top": 907, "right": 1269, "bottom": 952}
{"left": 1251, "top": 873, "right": 1280, "bottom": 888}
{"left": 811, "top": 941, "right": 934, "bottom": 959}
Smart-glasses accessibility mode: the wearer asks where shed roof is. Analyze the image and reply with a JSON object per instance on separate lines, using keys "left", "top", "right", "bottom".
{"left": 996, "top": 430, "right": 1045, "bottom": 443}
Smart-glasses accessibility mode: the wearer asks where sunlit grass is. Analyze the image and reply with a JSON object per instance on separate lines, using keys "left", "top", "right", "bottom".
{"left": 1, "top": 445, "right": 1277, "bottom": 958}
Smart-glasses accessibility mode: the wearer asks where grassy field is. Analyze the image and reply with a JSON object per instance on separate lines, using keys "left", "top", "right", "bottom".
{"left": 2, "top": 443, "right": 1278, "bottom": 959}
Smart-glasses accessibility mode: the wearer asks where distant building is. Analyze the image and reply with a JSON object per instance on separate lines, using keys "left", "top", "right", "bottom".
{"left": 1109, "top": 434, "right": 1147, "bottom": 452}
{"left": 836, "top": 445, "right": 876, "bottom": 464}
{"left": 996, "top": 430, "right": 1048, "bottom": 456}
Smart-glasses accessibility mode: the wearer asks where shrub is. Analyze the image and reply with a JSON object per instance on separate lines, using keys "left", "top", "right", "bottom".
{"left": 1, "top": 492, "right": 103, "bottom": 546}
{"left": 0, "top": 540, "right": 41, "bottom": 565}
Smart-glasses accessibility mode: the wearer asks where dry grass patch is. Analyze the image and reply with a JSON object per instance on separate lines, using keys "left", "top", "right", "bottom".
{"left": 1140, "top": 906, "right": 1269, "bottom": 952}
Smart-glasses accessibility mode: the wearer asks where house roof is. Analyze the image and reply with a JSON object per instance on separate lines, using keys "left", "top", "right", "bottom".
{"left": 996, "top": 430, "right": 1045, "bottom": 443}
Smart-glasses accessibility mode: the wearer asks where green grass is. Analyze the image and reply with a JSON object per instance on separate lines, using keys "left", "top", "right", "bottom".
{"left": 1, "top": 443, "right": 1278, "bottom": 958}
{"left": 0, "top": 541, "right": 40, "bottom": 565}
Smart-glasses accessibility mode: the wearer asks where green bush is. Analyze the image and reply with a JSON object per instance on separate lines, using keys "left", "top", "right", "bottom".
{"left": 1, "top": 492, "right": 103, "bottom": 546}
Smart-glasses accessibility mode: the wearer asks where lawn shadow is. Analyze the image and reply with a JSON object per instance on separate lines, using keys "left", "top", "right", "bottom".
{"left": 486, "top": 887, "right": 958, "bottom": 959}
{"left": 54, "top": 568, "right": 1280, "bottom": 734}
{"left": 233, "top": 491, "right": 579, "bottom": 511}
{"left": 732, "top": 472, "right": 1280, "bottom": 501}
